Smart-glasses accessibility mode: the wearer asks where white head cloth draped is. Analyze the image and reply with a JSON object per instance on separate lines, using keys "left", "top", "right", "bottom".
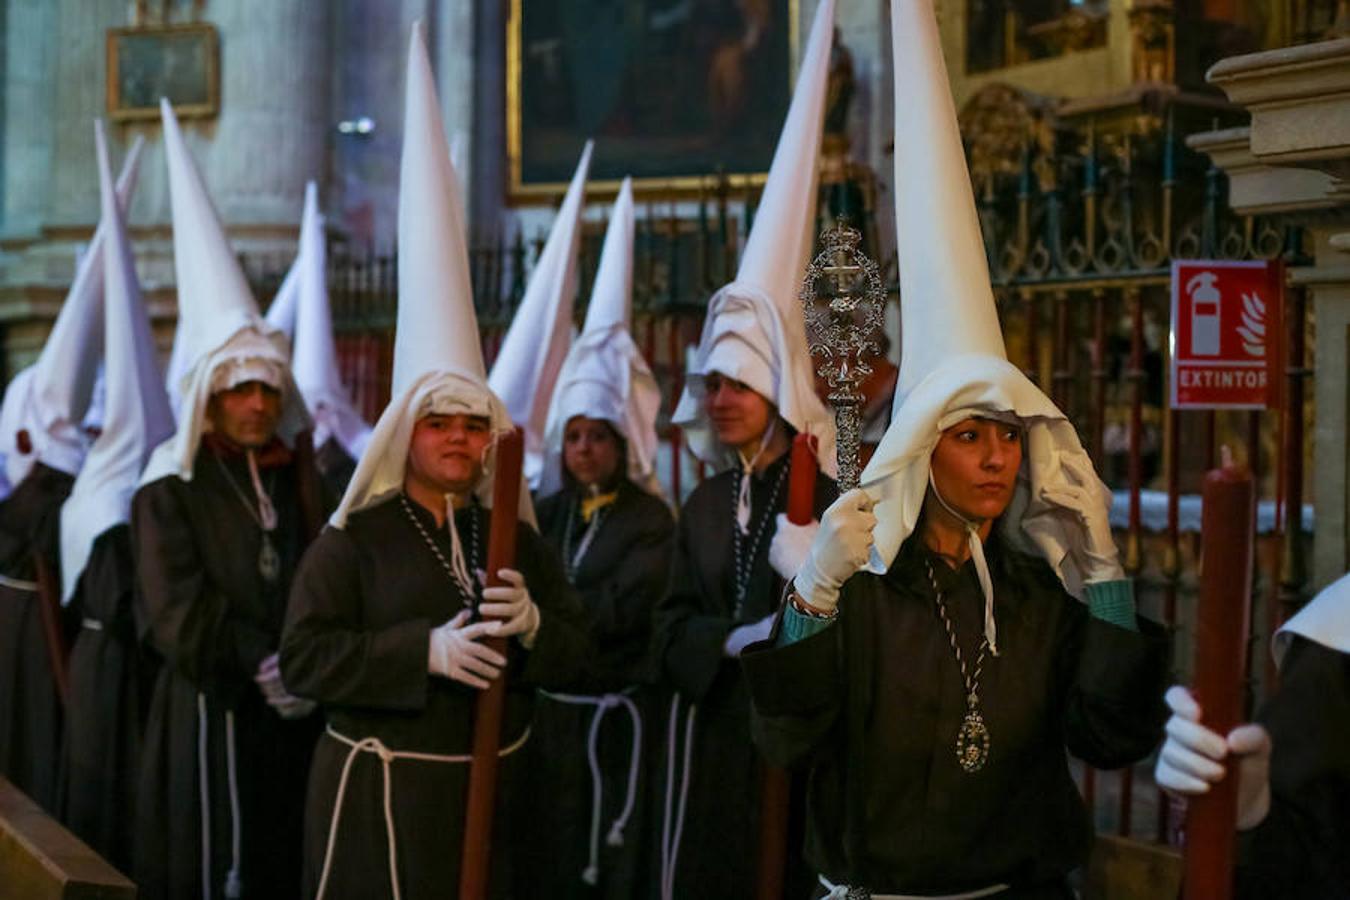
{"left": 1274, "top": 572, "right": 1350, "bottom": 668}
{"left": 540, "top": 177, "right": 663, "bottom": 498}
{"left": 332, "top": 22, "right": 531, "bottom": 530}
{"left": 60, "top": 121, "right": 176, "bottom": 603}
{"left": 671, "top": 0, "right": 837, "bottom": 477}
{"left": 286, "top": 181, "right": 371, "bottom": 460}
{"left": 0, "top": 135, "right": 146, "bottom": 493}
{"left": 488, "top": 141, "right": 593, "bottom": 489}
{"left": 859, "top": 0, "right": 1122, "bottom": 654}
{"left": 140, "top": 98, "right": 308, "bottom": 486}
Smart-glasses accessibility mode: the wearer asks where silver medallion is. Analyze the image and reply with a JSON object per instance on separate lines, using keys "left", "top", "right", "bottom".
{"left": 955, "top": 708, "right": 990, "bottom": 773}
{"left": 258, "top": 535, "right": 281, "bottom": 583}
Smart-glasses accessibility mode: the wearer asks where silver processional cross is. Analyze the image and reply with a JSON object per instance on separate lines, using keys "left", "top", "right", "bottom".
{"left": 800, "top": 222, "right": 886, "bottom": 492}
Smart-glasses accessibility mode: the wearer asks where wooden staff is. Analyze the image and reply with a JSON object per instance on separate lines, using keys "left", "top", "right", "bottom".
{"left": 1183, "top": 453, "right": 1255, "bottom": 900}
{"left": 755, "top": 433, "right": 818, "bottom": 900}
{"left": 459, "top": 426, "right": 524, "bottom": 900}
{"left": 31, "top": 553, "right": 69, "bottom": 707}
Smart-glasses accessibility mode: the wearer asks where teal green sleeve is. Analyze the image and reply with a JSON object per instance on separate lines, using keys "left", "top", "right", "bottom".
{"left": 776, "top": 602, "right": 837, "bottom": 646}
{"left": 1085, "top": 578, "right": 1137, "bottom": 631}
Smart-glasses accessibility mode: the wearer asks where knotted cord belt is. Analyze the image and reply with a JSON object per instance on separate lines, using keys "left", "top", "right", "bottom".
{"left": 314, "top": 724, "right": 531, "bottom": 900}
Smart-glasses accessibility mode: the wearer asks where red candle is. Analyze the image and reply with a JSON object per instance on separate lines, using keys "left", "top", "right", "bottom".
{"left": 1184, "top": 457, "right": 1255, "bottom": 900}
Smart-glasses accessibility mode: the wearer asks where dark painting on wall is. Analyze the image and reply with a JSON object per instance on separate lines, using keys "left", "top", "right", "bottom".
{"left": 106, "top": 23, "right": 219, "bottom": 122}
{"left": 508, "top": 0, "right": 797, "bottom": 199}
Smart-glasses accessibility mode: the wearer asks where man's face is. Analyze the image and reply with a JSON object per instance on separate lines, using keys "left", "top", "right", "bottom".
{"left": 406, "top": 413, "right": 493, "bottom": 496}
{"left": 207, "top": 381, "right": 283, "bottom": 449}
{"left": 703, "top": 372, "right": 774, "bottom": 451}
{"left": 562, "top": 416, "right": 622, "bottom": 490}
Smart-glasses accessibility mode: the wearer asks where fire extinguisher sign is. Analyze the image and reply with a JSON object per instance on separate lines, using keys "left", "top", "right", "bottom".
{"left": 1170, "top": 259, "right": 1284, "bottom": 410}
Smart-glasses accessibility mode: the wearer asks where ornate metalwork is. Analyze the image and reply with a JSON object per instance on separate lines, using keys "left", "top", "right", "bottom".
{"left": 800, "top": 222, "right": 885, "bottom": 491}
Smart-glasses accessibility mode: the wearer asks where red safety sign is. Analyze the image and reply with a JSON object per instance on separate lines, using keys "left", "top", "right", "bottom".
{"left": 1170, "top": 259, "right": 1284, "bottom": 410}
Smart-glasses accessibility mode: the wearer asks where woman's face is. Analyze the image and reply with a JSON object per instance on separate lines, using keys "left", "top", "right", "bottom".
{"left": 563, "top": 416, "right": 622, "bottom": 490}
{"left": 703, "top": 371, "right": 774, "bottom": 451}
{"left": 929, "top": 416, "right": 1023, "bottom": 521}
{"left": 406, "top": 413, "right": 493, "bottom": 495}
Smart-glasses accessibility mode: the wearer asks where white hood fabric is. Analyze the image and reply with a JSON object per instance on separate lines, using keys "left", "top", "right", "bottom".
{"left": 333, "top": 22, "right": 531, "bottom": 529}
{"left": 1274, "top": 572, "right": 1350, "bottom": 668}
{"left": 263, "top": 251, "right": 302, "bottom": 339}
{"left": 288, "top": 181, "right": 372, "bottom": 460}
{"left": 141, "top": 98, "right": 307, "bottom": 486}
{"left": 60, "top": 121, "right": 176, "bottom": 603}
{"left": 540, "top": 177, "right": 663, "bottom": 497}
{"left": 1, "top": 135, "right": 145, "bottom": 490}
{"left": 672, "top": 0, "right": 836, "bottom": 475}
{"left": 859, "top": 0, "right": 1117, "bottom": 615}
{"left": 488, "top": 142, "right": 593, "bottom": 489}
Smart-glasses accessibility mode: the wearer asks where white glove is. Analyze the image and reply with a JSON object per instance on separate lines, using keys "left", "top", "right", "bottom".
{"left": 254, "top": 653, "right": 317, "bottom": 720}
{"left": 723, "top": 613, "right": 775, "bottom": 658}
{"left": 1154, "top": 685, "right": 1272, "bottom": 830}
{"left": 792, "top": 488, "right": 876, "bottom": 614}
{"left": 769, "top": 515, "right": 819, "bottom": 581}
{"left": 480, "top": 568, "right": 542, "bottom": 647}
{"left": 428, "top": 610, "right": 508, "bottom": 690}
{"left": 1038, "top": 453, "right": 1124, "bottom": 583}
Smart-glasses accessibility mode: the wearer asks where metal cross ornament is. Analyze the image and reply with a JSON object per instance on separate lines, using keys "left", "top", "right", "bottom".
{"left": 800, "top": 222, "right": 886, "bottom": 491}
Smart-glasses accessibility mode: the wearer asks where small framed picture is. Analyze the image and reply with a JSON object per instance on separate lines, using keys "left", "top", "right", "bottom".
{"left": 106, "top": 23, "right": 219, "bottom": 122}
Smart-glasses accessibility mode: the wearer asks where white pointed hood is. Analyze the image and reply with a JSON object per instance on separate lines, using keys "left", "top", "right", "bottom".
{"left": 1274, "top": 572, "right": 1350, "bottom": 668}
{"left": 263, "top": 252, "right": 302, "bottom": 339}
{"left": 1, "top": 135, "right": 145, "bottom": 490}
{"left": 141, "top": 98, "right": 307, "bottom": 486}
{"left": 60, "top": 121, "right": 176, "bottom": 603}
{"left": 488, "top": 141, "right": 593, "bottom": 489}
{"left": 290, "top": 180, "right": 372, "bottom": 460}
{"left": 540, "top": 177, "right": 663, "bottom": 498}
{"left": 333, "top": 22, "right": 530, "bottom": 529}
{"left": 672, "top": 0, "right": 837, "bottom": 475}
{"left": 859, "top": 0, "right": 1118, "bottom": 619}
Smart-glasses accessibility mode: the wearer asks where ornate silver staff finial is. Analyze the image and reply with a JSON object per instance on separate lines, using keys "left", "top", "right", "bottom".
{"left": 800, "top": 221, "right": 886, "bottom": 491}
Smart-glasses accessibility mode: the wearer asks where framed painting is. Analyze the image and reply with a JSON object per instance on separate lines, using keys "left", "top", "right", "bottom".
{"left": 106, "top": 23, "right": 219, "bottom": 122}
{"left": 507, "top": 0, "right": 799, "bottom": 201}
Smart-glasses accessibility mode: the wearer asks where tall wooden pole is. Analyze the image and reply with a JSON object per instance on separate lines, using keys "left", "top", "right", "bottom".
{"left": 459, "top": 427, "right": 524, "bottom": 900}
{"left": 32, "top": 554, "right": 69, "bottom": 707}
{"left": 1183, "top": 455, "right": 1256, "bottom": 900}
{"left": 755, "top": 434, "right": 818, "bottom": 900}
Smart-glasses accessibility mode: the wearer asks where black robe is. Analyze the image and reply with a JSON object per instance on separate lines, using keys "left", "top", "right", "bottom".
{"left": 650, "top": 452, "right": 835, "bottom": 899}
{"left": 742, "top": 536, "right": 1169, "bottom": 898}
{"left": 58, "top": 524, "right": 155, "bottom": 875}
{"left": 279, "top": 494, "right": 593, "bottom": 900}
{"left": 131, "top": 445, "right": 325, "bottom": 900}
{"left": 1237, "top": 635, "right": 1350, "bottom": 900}
{"left": 516, "top": 478, "right": 675, "bottom": 899}
{"left": 0, "top": 461, "right": 75, "bottom": 812}
{"left": 314, "top": 436, "right": 358, "bottom": 498}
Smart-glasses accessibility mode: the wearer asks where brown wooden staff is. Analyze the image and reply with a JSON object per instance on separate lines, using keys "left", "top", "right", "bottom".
{"left": 459, "top": 426, "right": 524, "bottom": 900}
{"left": 1183, "top": 454, "right": 1255, "bottom": 900}
{"left": 755, "top": 433, "right": 818, "bottom": 900}
{"left": 31, "top": 553, "right": 69, "bottom": 707}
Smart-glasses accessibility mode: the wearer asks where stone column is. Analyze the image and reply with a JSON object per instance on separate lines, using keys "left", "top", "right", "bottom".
{"left": 0, "top": 0, "right": 57, "bottom": 245}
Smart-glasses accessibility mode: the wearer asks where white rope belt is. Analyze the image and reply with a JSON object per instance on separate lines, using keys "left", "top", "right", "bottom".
{"left": 0, "top": 572, "right": 38, "bottom": 592}
{"left": 658, "top": 694, "right": 697, "bottom": 900}
{"left": 196, "top": 692, "right": 244, "bottom": 900}
{"left": 314, "top": 723, "right": 531, "bottom": 900}
{"left": 819, "top": 874, "right": 1010, "bottom": 899}
{"left": 540, "top": 689, "right": 644, "bottom": 885}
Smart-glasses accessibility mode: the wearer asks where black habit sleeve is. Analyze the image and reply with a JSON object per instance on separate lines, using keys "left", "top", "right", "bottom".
{"left": 1236, "top": 637, "right": 1350, "bottom": 900}
{"left": 513, "top": 521, "right": 593, "bottom": 692}
{"left": 132, "top": 478, "right": 275, "bottom": 686}
{"left": 279, "top": 525, "right": 432, "bottom": 711}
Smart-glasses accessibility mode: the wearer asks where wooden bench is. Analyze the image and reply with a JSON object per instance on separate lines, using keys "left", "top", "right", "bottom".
{"left": 0, "top": 776, "right": 135, "bottom": 898}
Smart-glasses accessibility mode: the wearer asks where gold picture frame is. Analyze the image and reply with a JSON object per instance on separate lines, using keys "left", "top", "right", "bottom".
{"left": 106, "top": 23, "right": 219, "bottom": 122}
{"left": 506, "top": 0, "right": 799, "bottom": 202}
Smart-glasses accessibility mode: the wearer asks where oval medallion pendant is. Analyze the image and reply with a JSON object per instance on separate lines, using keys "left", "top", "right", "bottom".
{"left": 955, "top": 710, "right": 990, "bottom": 773}
{"left": 258, "top": 535, "right": 281, "bottom": 584}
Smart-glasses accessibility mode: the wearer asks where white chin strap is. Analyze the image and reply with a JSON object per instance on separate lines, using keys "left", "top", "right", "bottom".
{"left": 928, "top": 470, "right": 999, "bottom": 657}
{"left": 442, "top": 494, "right": 477, "bottom": 599}
{"left": 734, "top": 419, "right": 776, "bottom": 535}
